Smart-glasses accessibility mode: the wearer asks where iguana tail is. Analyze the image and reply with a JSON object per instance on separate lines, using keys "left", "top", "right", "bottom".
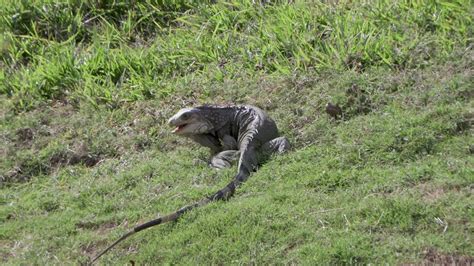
{"left": 90, "top": 172, "right": 248, "bottom": 264}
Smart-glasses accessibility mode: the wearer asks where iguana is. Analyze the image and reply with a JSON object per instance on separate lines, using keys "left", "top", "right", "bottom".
{"left": 91, "top": 105, "right": 290, "bottom": 263}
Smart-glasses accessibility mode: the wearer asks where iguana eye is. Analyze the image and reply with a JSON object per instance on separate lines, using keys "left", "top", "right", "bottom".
{"left": 181, "top": 113, "right": 190, "bottom": 120}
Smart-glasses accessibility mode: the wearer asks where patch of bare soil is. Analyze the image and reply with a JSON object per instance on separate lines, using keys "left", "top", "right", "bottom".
{"left": 455, "top": 112, "right": 473, "bottom": 134}
{"left": 417, "top": 183, "right": 446, "bottom": 203}
{"left": 78, "top": 221, "right": 118, "bottom": 261}
{"left": 49, "top": 149, "right": 101, "bottom": 168}
{"left": 76, "top": 220, "right": 117, "bottom": 231}
{"left": 79, "top": 220, "right": 134, "bottom": 262}
{"left": 15, "top": 128, "right": 34, "bottom": 143}
{"left": 0, "top": 240, "right": 14, "bottom": 262}
{"left": 422, "top": 248, "right": 473, "bottom": 265}
{"left": 1, "top": 167, "right": 27, "bottom": 184}
{"left": 1, "top": 148, "right": 102, "bottom": 184}
{"left": 343, "top": 84, "right": 373, "bottom": 117}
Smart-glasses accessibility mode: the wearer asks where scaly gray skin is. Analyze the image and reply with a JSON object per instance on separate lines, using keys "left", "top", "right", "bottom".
{"left": 91, "top": 105, "right": 290, "bottom": 263}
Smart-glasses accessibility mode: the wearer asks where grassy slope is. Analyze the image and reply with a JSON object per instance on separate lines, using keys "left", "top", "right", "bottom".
{"left": 1, "top": 0, "right": 473, "bottom": 264}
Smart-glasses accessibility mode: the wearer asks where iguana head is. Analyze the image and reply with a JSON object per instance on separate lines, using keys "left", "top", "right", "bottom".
{"left": 168, "top": 107, "right": 214, "bottom": 135}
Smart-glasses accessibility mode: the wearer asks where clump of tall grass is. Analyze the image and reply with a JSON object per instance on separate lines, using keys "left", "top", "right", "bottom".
{"left": 1, "top": 0, "right": 471, "bottom": 110}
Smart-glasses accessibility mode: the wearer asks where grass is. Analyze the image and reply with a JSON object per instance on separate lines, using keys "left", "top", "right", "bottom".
{"left": 1, "top": 0, "right": 473, "bottom": 264}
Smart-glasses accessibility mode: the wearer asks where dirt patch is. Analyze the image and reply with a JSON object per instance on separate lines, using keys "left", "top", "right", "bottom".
{"left": 76, "top": 221, "right": 117, "bottom": 231}
{"left": 422, "top": 248, "right": 473, "bottom": 265}
{"left": 345, "top": 53, "right": 366, "bottom": 72}
{"left": 78, "top": 220, "right": 130, "bottom": 262}
{"left": 455, "top": 112, "right": 473, "bottom": 134}
{"left": 4, "top": 157, "right": 99, "bottom": 186}
{"left": 15, "top": 128, "right": 34, "bottom": 143}
{"left": 417, "top": 183, "right": 446, "bottom": 203}
{"left": 49, "top": 150, "right": 101, "bottom": 168}
{"left": 343, "top": 84, "right": 373, "bottom": 117}
{"left": 2, "top": 148, "right": 101, "bottom": 184}
{"left": 80, "top": 239, "right": 110, "bottom": 264}
{"left": 0, "top": 240, "right": 15, "bottom": 262}
{"left": 282, "top": 239, "right": 304, "bottom": 256}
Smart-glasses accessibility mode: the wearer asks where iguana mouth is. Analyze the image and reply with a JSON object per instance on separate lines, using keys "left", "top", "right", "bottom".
{"left": 172, "top": 124, "right": 188, "bottom": 133}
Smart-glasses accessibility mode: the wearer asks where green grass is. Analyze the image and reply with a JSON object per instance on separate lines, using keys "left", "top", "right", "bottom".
{"left": 1, "top": 0, "right": 473, "bottom": 264}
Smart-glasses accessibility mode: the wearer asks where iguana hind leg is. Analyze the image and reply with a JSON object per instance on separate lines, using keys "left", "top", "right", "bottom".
{"left": 251, "top": 137, "right": 290, "bottom": 166}
{"left": 262, "top": 136, "right": 291, "bottom": 154}
{"left": 189, "top": 134, "right": 222, "bottom": 155}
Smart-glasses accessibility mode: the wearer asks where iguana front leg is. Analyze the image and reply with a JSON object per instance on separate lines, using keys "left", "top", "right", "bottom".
{"left": 210, "top": 150, "right": 240, "bottom": 169}
{"left": 221, "top": 134, "right": 238, "bottom": 150}
{"left": 190, "top": 134, "right": 239, "bottom": 169}
{"left": 188, "top": 134, "right": 222, "bottom": 155}
{"left": 210, "top": 135, "right": 240, "bottom": 169}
